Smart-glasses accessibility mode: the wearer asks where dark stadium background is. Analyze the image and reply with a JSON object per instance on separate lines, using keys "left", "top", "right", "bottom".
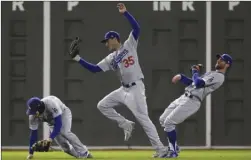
{"left": 2, "top": 1, "right": 251, "bottom": 148}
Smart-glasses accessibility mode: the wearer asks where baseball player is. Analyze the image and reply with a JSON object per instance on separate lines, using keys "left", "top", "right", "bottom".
{"left": 159, "top": 54, "right": 232, "bottom": 158}
{"left": 69, "top": 3, "right": 168, "bottom": 158}
{"left": 26, "top": 95, "right": 92, "bottom": 159}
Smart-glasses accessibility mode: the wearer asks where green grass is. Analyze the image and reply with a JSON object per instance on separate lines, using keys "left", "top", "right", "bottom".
{"left": 2, "top": 150, "right": 251, "bottom": 160}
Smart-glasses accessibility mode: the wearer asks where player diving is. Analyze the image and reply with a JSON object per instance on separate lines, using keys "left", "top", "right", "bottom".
{"left": 159, "top": 54, "right": 232, "bottom": 158}
{"left": 69, "top": 3, "right": 168, "bottom": 158}
{"left": 26, "top": 95, "right": 92, "bottom": 159}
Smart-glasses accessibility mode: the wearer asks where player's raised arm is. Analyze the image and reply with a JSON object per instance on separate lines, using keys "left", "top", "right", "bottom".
{"left": 77, "top": 57, "right": 103, "bottom": 73}
{"left": 191, "top": 65, "right": 205, "bottom": 88}
{"left": 69, "top": 37, "right": 103, "bottom": 73}
{"left": 117, "top": 3, "right": 140, "bottom": 40}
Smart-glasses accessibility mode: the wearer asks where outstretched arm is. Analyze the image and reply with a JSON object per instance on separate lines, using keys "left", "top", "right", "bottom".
{"left": 73, "top": 55, "right": 102, "bottom": 73}
{"left": 69, "top": 37, "right": 102, "bottom": 73}
{"left": 118, "top": 3, "right": 140, "bottom": 40}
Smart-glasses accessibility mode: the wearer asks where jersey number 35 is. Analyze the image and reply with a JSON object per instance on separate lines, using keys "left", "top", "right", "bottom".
{"left": 122, "top": 56, "right": 135, "bottom": 68}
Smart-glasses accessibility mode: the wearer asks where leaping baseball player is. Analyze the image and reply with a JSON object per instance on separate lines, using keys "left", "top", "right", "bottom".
{"left": 159, "top": 54, "right": 232, "bottom": 158}
{"left": 69, "top": 3, "right": 168, "bottom": 158}
{"left": 26, "top": 95, "right": 92, "bottom": 159}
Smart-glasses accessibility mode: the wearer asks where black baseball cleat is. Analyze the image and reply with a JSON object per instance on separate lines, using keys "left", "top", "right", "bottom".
{"left": 87, "top": 152, "right": 93, "bottom": 158}
{"left": 79, "top": 151, "right": 93, "bottom": 159}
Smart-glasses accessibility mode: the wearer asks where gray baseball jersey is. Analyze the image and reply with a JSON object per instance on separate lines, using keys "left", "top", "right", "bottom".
{"left": 160, "top": 71, "right": 226, "bottom": 136}
{"left": 97, "top": 32, "right": 167, "bottom": 153}
{"left": 185, "top": 71, "right": 225, "bottom": 101}
{"left": 97, "top": 32, "right": 144, "bottom": 84}
{"left": 28, "top": 95, "right": 88, "bottom": 157}
{"left": 29, "top": 96, "right": 67, "bottom": 130}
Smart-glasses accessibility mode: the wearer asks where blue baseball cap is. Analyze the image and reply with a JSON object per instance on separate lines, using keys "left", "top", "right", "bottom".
{"left": 101, "top": 31, "right": 120, "bottom": 43}
{"left": 26, "top": 97, "right": 42, "bottom": 115}
{"left": 216, "top": 54, "right": 233, "bottom": 66}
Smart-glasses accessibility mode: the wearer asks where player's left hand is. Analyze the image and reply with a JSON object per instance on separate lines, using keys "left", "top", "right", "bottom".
{"left": 42, "top": 138, "right": 52, "bottom": 148}
{"left": 117, "top": 3, "right": 127, "bottom": 14}
{"left": 44, "top": 138, "right": 52, "bottom": 144}
{"left": 191, "top": 64, "right": 203, "bottom": 73}
{"left": 31, "top": 138, "right": 52, "bottom": 152}
{"left": 69, "top": 37, "right": 81, "bottom": 61}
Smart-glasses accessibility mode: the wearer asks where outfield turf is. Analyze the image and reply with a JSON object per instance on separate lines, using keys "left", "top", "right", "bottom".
{"left": 2, "top": 150, "right": 251, "bottom": 160}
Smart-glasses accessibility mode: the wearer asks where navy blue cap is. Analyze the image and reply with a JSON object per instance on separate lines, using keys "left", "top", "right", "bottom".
{"left": 216, "top": 54, "right": 233, "bottom": 66}
{"left": 26, "top": 97, "right": 41, "bottom": 115}
{"left": 101, "top": 31, "right": 120, "bottom": 43}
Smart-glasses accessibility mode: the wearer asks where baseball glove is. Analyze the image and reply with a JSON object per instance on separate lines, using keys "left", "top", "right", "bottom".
{"left": 190, "top": 64, "right": 203, "bottom": 72}
{"left": 69, "top": 37, "right": 81, "bottom": 59}
{"left": 31, "top": 139, "right": 52, "bottom": 152}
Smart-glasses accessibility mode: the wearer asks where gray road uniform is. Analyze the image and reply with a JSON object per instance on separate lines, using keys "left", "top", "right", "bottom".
{"left": 29, "top": 96, "right": 88, "bottom": 158}
{"left": 97, "top": 32, "right": 167, "bottom": 153}
{"left": 160, "top": 71, "right": 225, "bottom": 136}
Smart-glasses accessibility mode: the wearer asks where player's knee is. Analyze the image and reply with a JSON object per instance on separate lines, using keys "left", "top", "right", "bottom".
{"left": 163, "top": 118, "right": 176, "bottom": 132}
{"left": 60, "top": 130, "right": 71, "bottom": 137}
{"left": 97, "top": 100, "right": 105, "bottom": 110}
{"left": 159, "top": 116, "right": 165, "bottom": 127}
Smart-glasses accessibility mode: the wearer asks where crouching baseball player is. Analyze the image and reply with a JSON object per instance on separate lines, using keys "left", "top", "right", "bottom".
{"left": 26, "top": 95, "right": 92, "bottom": 159}
{"left": 159, "top": 54, "right": 232, "bottom": 158}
